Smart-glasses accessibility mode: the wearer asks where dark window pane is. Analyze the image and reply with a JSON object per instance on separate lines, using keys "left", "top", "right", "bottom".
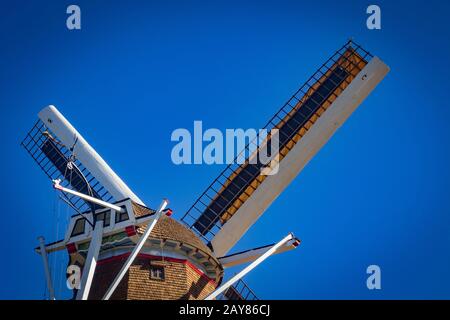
{"left": 115, "top": 206, "right": 129, "bottom": 223}
{"left": 94, "top": 210, "right": 110, "bottom": 227}
{"left": 150, "top": 266, "right": 165, "bottom": 281}
{"left": 71, "top": 218, "right": 86, "bottom": 237}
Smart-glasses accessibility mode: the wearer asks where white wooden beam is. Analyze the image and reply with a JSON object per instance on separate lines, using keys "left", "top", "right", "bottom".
{"left": 102, "top": 199, "right": 168, "bottom": 300}
{"left": 37, "top": 236, "right": 55, "bottom": 300}
{"left": 53, "top": 179, "right": 125, "bottom": 213}
{"left": 218, "top": 237, "right": 300, "bottom": 268}
{"left": 76, "top": 220, "right": 104, "bottom": 300}
{"left": 205, "top": 233, "right": 294, "bottom": 300}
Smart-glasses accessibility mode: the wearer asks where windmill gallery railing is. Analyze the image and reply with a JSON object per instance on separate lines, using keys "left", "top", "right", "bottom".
{"left": 181, "top": 41, "right": 373, "bottom": 243}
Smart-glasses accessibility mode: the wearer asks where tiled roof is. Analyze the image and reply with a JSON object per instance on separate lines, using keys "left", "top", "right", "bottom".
{"left": 131, "top": 201, "right": 217, "bottom": 261}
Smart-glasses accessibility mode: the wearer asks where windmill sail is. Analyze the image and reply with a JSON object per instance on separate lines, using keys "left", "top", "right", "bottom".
{"left": 22, "top": 119, "right": 113, "bottom": 211}
{"left": 218, "top": 279, "right": 258, "bottom": 300}
{"left": 41, "top": 138, "right": 103, "bottom": 210}
{"left": 21, "top": 105, "right": 144, "bottom": 212}
{"left": 181, "top": 41, "right": 390, "bottom": 256}
{"left": 192, "top": 66, "right": 348, "bottom": 235}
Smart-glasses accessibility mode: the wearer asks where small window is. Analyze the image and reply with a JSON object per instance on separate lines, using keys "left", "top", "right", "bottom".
{"left": 71, "top": 218, "right": 86, "bottom": 237}
{"left": 115, "top": 206, "right": 129, "bottom": 223}
{"left": 94, "top": 210, "right": 111, "bottom": 227}
{"left": 150, "top": 266, "right": 165, "bottom": 281}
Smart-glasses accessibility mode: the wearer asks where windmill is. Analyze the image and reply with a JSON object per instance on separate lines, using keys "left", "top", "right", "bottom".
{"left": 22, "top": 41, "right": 389, "bottom": 300}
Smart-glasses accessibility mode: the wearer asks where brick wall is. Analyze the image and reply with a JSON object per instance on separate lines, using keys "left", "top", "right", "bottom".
{"left": 88, "top": 254, "right": 217, "bottom": 300}
{"left": 183, "top": 263, "right": 216, "bottom": 300}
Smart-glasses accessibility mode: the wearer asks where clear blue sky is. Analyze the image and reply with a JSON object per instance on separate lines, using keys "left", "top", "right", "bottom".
{"left": 0, "top": 0, "right": 449, "bottom": 299}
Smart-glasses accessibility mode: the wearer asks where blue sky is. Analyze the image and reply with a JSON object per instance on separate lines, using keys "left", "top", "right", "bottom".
{"left": 0, "top": 0, "right": 449, "bottom": 299}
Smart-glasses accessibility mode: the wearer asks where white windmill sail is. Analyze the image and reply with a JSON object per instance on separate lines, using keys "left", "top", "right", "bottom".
{"left": 22, "top": 105, "right": 144, "bottom": 211}
{"left": 181, "top": 41, "right": 390, "bottom": 257}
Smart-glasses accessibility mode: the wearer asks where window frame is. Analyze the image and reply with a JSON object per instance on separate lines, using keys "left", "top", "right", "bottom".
{"left": 149, "top": 265, "right": 165, "bottom": 281}
{"left": 115, "top": 206, "right": 129, "bottom": 223}
{"left": 71, "top": 217, "right": 87, "bottom": 237}
{"left": 94, "top": 209, "right": 111, "bottom": 227}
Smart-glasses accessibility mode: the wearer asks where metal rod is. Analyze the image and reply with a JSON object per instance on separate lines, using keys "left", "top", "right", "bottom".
{"left": 205, "top": 233, "right": 294, "bottom": 300}
{"left": 53, "top": 179, "right": 124, "bottom": 213}
{"left": 76, "top": 220, "right": 104, "bottom": 300}
{"left": 102, "top": 199, "right": 169, "bottom": 300}
{"left": 37, "top": 236, "right": 55, "bottom": 300}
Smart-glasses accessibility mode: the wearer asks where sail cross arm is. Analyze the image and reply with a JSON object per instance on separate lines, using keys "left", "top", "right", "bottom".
{"left": 218, "top": 237, "right": 301, "bottom": 268}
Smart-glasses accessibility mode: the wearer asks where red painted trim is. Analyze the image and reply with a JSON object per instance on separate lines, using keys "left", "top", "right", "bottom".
{"left": 97, "top": 253, "right": 217, "bottom": 285}
{"left": 54, "top": 184, "right": 63, "bottom": 191}
{"left": 125, "top": 226, "right": 136, "bottom": 237}
{"left": 66, "top": 243, "right": 77, "bottom": 254}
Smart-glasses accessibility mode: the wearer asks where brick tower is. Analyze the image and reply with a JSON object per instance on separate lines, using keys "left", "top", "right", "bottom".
{"left": 67, "top": 202, "right": 223, "bottom": 300}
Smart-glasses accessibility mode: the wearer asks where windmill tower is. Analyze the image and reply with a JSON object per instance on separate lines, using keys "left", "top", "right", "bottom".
{"left": 22, "top": 41, "right": 389, "bottom": 300}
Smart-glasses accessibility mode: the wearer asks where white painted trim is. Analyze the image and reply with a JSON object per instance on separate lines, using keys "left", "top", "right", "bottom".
{"left": 98, "top": 247, "right": 211, "bottom": 277}
{"left": 63, "top": 199, "right": 137, "bottom": 244}
{"left": 211, "top": 57, "right": 390, "bottom": 256}
{"left": 76, "top": 221, "right": 104, "bottom": 300}
{"left": 38, "top": 105, "right": 144, "bottom": 205}
{"left": 98, "top": 246, "right": 184, "bottom": 262}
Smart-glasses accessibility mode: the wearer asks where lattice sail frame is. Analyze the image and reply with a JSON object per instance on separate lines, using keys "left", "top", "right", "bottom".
{"left": 181, "top": 41, "right": 373, "bottom": 243}
{"left": 21, "top": 119, "right": 115, "bottom": 213}
{"left": 217, "top": 279, "right": 258, "bottom": 300}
